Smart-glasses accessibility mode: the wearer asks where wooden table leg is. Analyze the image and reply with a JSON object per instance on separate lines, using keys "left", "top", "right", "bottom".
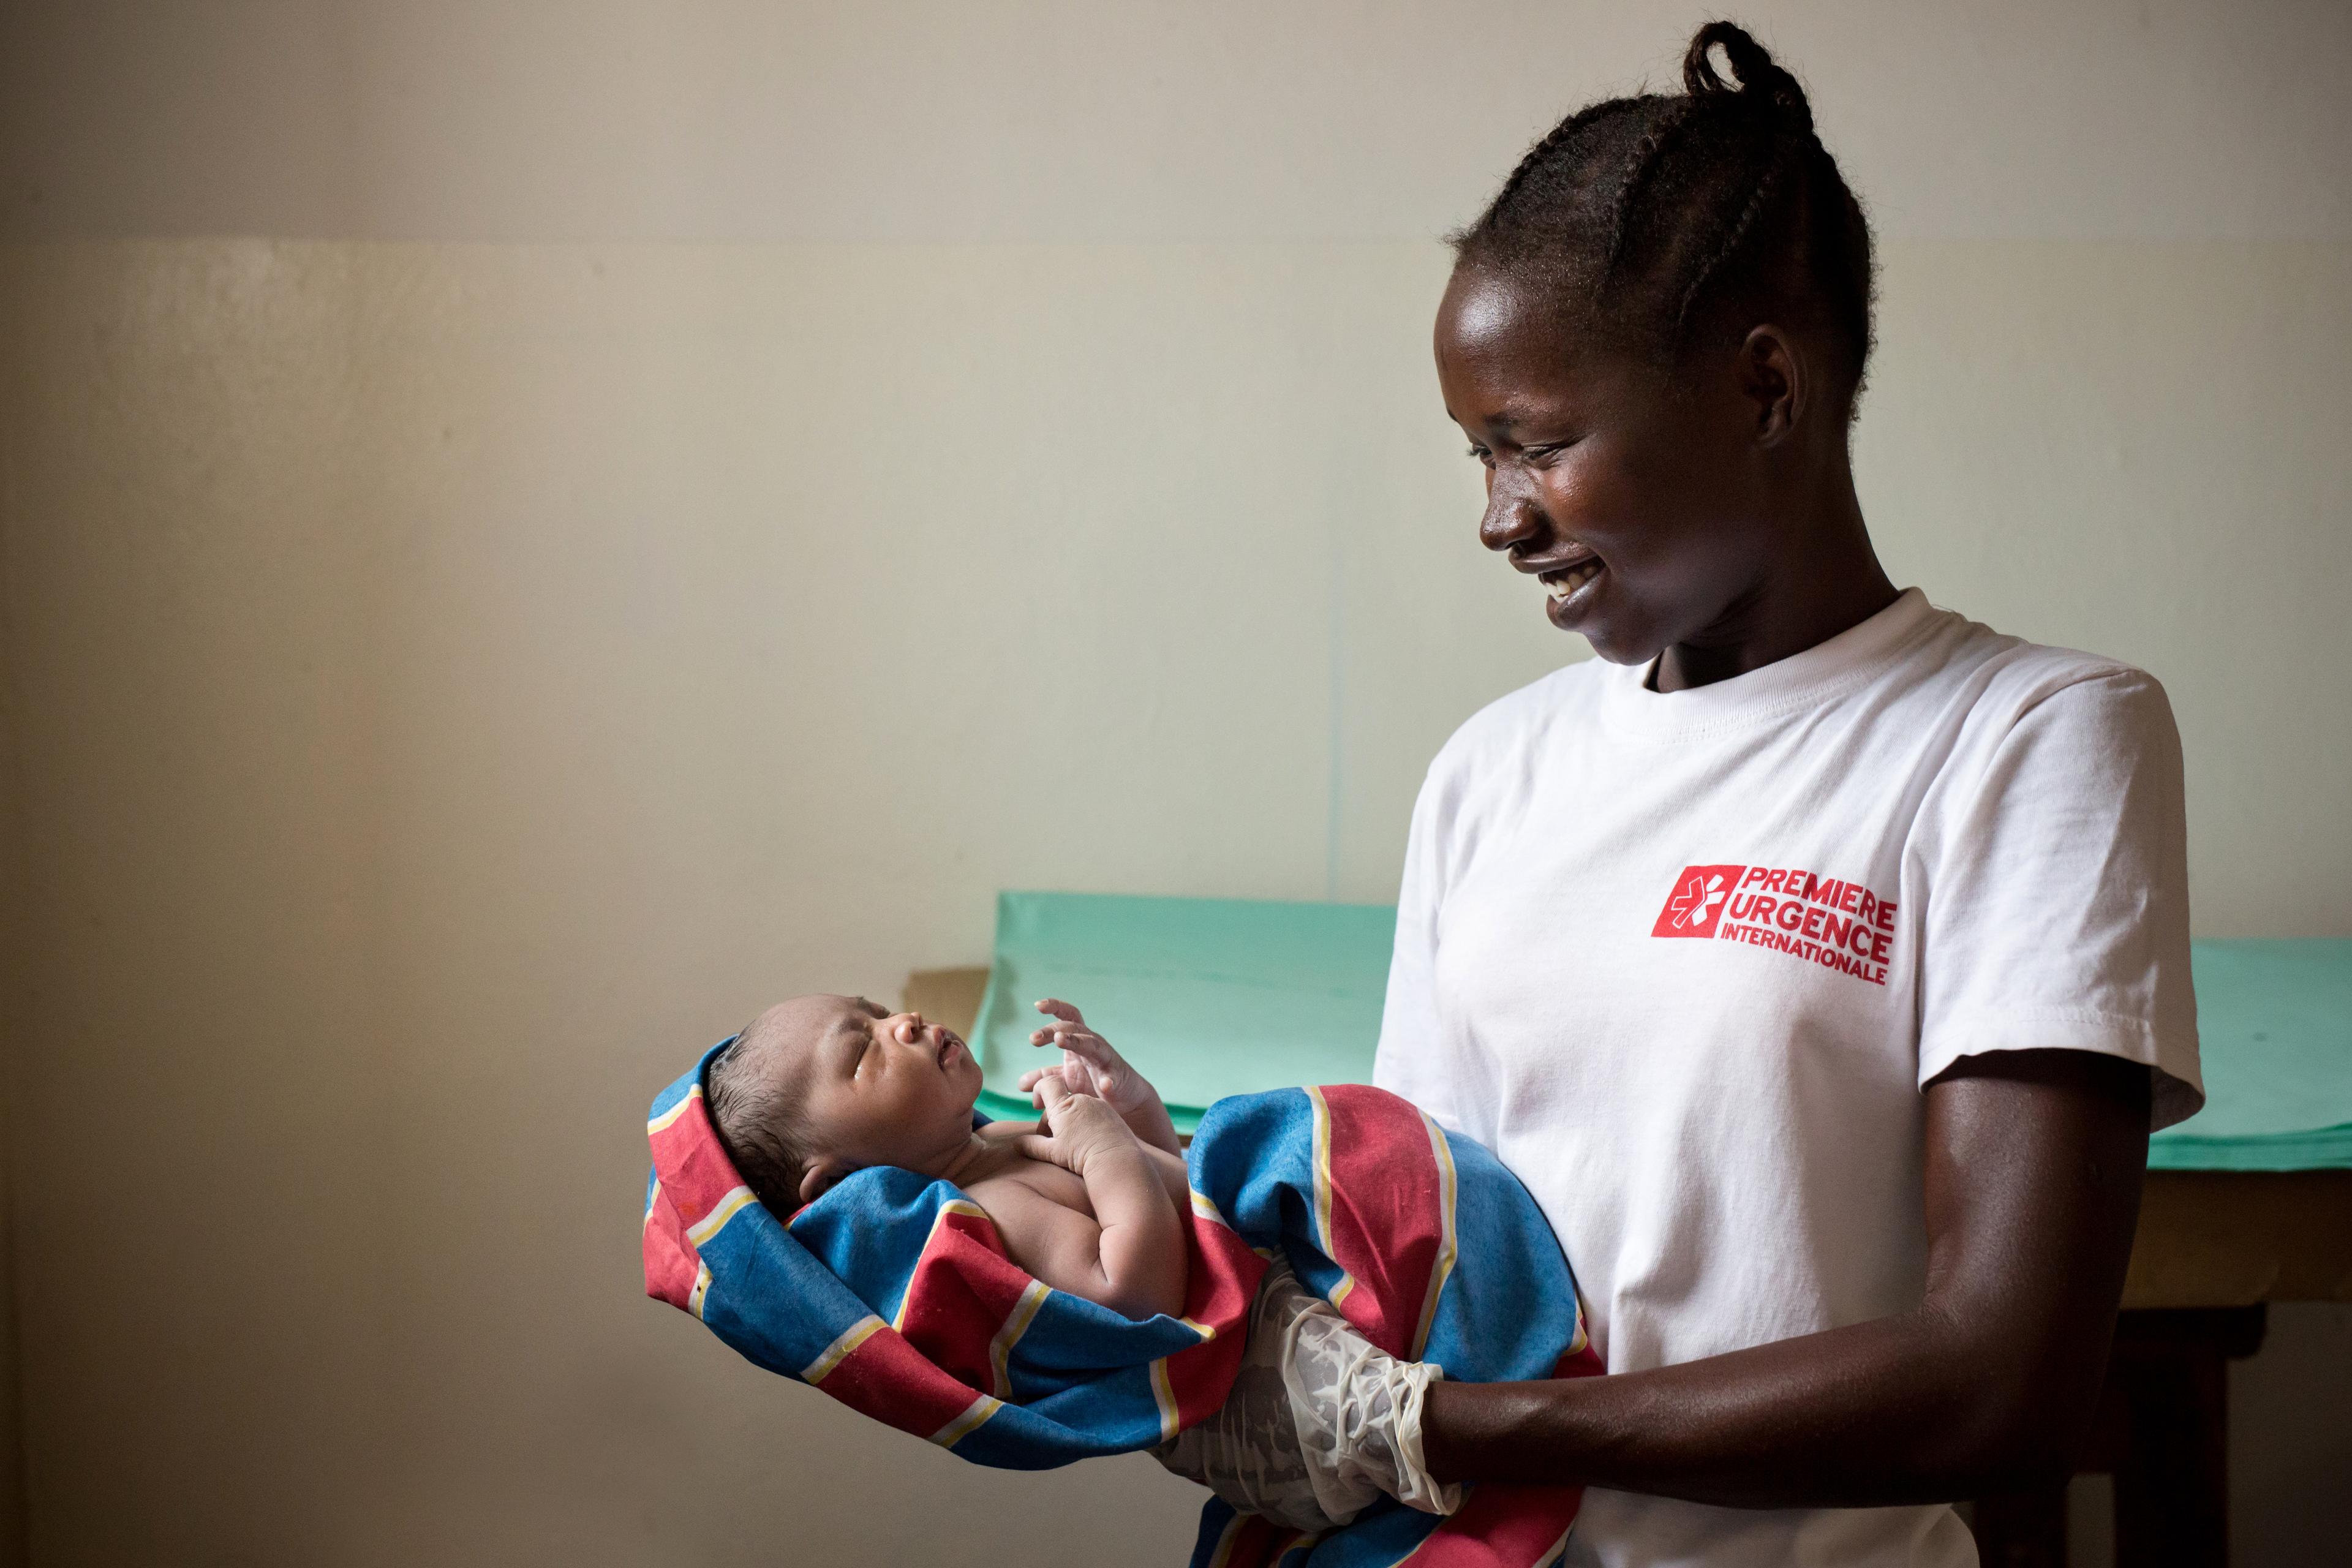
{"left": 2105, "top": 1306, "right": 2266, "bottom": 1567}
{"left": 1969, "top": 1488, "right": 2069, "bottom": 1567}
{"left": 1967, "top": 1305, "right": 2267, "bottom": 1568}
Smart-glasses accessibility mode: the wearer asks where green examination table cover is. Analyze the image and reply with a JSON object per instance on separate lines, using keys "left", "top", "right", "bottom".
{"left": 972, "top": 892, "right": 1396, "bottom": 1135}
{"left": 972, "top": 893, "right": 2352, "bottom": 1168}
{"left": 2146, "top": 938, "right": 2352, "bottom": 1171}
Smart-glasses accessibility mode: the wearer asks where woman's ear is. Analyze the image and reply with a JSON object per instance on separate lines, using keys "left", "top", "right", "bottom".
{"left": 1736, "top": 325, "right": 1804, "bottom": 447}
{"left": 799, "top": 1158, "right": 848, "bottom": 1206}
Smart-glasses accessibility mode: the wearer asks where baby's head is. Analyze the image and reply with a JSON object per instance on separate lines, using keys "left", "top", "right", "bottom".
{"left": 704, "top": 994, "right": 983, "bottom": 1213}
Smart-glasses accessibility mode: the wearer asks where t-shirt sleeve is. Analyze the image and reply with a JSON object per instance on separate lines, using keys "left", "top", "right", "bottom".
{"left": 1373, "top": 761, "right": 1466, "bottom": 1136}
{"left": 1915, "top": 669, "right": 2203, "bottom": 1129}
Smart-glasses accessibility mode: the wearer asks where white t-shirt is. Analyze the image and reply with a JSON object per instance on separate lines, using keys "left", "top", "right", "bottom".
{"left": 1372, "top": 588, "right": 2200, "bottom": 1568}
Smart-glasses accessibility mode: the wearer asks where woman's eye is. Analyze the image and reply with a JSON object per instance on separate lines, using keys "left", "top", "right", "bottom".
{"left": 1466, "top": 446, "right": 1494, "bottom": 467}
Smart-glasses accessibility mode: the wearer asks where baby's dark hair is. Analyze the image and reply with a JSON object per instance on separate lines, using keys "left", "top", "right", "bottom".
{"left": 704, "top": 1027, "right": 812, "bottom": 1215}
{"left": 1451, "top": 20, "right": 1875, "bottom": 409}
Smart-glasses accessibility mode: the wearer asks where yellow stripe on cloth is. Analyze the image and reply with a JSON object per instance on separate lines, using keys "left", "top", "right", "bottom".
{"left": 929, "top": 1392, "right": 1004, "bottom": 1449}
{"left": 892, "top": 1199, "right": 994, "bottom": 1332}
{"left": 686, "top": 1185, "right": 758, "bottom": 1249}
{"left": 988, "top": 1278, "right": 1052, "bottom": 1400}
{"left": 1408, "top": 1109, "right": 1459, "bottom": 1362}
{"left": 1304, "top": 1087, "right": 1359, "bottom": 1309}
{"left": 801, "top": 1314, "right": 885, "bottom": 1384}
{"left": 1203, "top": 1509, "right": 1250, "bottom": 1568}
{"left": 1149, "top": 1356, "right": 1182, "bottom": 1444}
{"left": 646, "top": 1086, "right": 701, "bottom": 1137}
{"left": 687, "top": 1262, "right": 712, "bottom": 1321}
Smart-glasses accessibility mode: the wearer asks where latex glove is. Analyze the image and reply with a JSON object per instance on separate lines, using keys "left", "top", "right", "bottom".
{"left": 1155, "top": 1254, "right": 1461, "bottom": 1529}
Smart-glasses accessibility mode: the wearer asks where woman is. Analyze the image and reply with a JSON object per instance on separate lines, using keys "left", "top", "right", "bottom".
{"left": 1169, "top": 23, "right": 2200, "bottom": 1567}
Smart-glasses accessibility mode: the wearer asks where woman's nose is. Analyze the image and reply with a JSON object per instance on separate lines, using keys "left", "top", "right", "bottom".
{"left": 1479, "top": 486, "right": 1546, "bottom": 554}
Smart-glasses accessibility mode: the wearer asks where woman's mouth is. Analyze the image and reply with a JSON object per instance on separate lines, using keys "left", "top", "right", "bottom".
{"left": 1541, "top": 559, "right": 1605, "bottom": 611}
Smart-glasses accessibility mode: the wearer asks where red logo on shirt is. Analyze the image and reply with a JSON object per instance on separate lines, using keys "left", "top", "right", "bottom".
{"left": 1651, "top": 865, "right": 1744, "bottom": 937}
{"left": 1653, "top": 863, "right": 1899, "bottom": 986}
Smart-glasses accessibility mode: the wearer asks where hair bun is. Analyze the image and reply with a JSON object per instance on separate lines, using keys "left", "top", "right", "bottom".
{"left": 1683, "top": 20, "right": 1812, "bottom": 135}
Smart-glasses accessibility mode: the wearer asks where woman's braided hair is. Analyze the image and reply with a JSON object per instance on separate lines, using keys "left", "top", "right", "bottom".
{"left": 1452, "top": 21, "right": 1875, "bottom": 405}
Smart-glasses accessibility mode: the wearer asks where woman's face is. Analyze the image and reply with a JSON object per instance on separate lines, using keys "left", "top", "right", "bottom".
{"left": 1433, "top": 265, "right": 1784, "bottom": 667}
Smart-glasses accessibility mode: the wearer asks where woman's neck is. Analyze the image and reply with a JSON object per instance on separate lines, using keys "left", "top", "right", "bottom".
{"left": 1654, "top": 469, "right": 1896, "bottom": 693}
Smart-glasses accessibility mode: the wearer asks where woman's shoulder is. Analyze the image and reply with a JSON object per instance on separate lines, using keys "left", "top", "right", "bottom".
{"left": 1913, "top": 607, "right": 2177, "bottom": 742}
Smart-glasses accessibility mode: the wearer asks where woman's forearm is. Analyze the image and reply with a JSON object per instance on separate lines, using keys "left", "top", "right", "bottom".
{"left": 1422, "top": 1304, "right": 2084, "bottom": 1508}
{"left": 1424, "top": 1050, "right": 2150, "bottom": 1510}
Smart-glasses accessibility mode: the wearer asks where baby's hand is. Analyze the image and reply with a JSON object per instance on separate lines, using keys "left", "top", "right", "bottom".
{"left": 1016, "top": 1073, "right": 1142, "bottom": 1177}
{"left": 1020, "top": 999, "right": 1161, "bottom": 1118}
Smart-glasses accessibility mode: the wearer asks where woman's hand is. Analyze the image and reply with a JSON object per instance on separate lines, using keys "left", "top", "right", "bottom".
{"left": 1155, "top": 1254, "right": 1459, "bottom": 1526}
{"left": 1191, "top": 1053, "right": 2150, "bottom": 1519}
{"left": 1020, "top": 998, "right": 1183, "bottom": 1156}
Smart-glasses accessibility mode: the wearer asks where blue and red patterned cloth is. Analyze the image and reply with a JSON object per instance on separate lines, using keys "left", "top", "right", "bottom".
{"left": 645, "top": 1042, "right": 1599, "bottom": 1567}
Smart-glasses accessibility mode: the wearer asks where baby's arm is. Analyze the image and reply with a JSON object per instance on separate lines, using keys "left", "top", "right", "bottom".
{"left": 1020, "top": 998, "right": 1183, "bottom": 1158}
{"left": 991, "top": 1077, "right": 1186, "bottom": 1321}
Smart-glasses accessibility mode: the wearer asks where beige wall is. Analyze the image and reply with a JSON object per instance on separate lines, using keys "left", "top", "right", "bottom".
{"left": 0, "top": 4, "right": 2345, "bottom": 1565}
{"left": 6, "top": 1, "right": 2350, "bottom": 244}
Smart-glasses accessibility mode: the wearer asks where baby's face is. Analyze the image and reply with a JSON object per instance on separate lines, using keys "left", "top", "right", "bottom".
{"left": 755, "top": 994, "right": 983, "bottom": 1177}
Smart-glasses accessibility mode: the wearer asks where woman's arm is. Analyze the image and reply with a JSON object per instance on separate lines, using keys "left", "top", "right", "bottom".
{"left": 1420, "top": 1047, "right": 2150, "bottom": 1506}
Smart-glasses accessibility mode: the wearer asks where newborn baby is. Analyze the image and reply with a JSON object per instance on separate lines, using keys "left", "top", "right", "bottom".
{"left": 659, "top": 994, "right": 1555, "bottom": 1540}
{"left": 705, "top": 994, "right": 1191, "bottom": 1321}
